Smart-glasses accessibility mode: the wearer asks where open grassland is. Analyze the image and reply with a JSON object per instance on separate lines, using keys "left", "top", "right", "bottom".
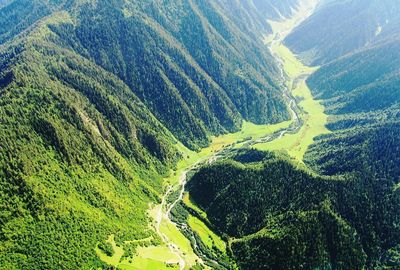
{"left": 96, "top": 120, "right": 289, "bottom": 269}
{"left": 166, "top": 120, "right": 291, "bottom": 186}
{"left": 188, "top": 215, "right": 226, "bottom": 253}
{"left": 183, "top": 193, "right": 208, "bottom": 220}
{"left": 96, "top": 235, "right": 181, "bottom": 270}
{"left": 256, "top": 44, "right": 330, "bottom": 162}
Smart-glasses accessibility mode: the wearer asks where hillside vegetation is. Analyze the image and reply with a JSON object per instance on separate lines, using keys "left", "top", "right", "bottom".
{"left": 188, "top": 150, "right": 400, "bottom": 269}
{"left": 0, "top": 0, "right": 297, "bottom": 268}
{"left": 187, "top": 1, "right": 400, "bottom": 268}
{"left": 285, "top": 0, "right": 400, "bottom": 65}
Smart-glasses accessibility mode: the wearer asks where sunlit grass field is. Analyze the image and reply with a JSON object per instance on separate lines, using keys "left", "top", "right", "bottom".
{"left": 188, "top": 215, "right": 226, "bottom": 253}
{"left": 256, "top": 43, "right": 330, "bottom": 162}
{"left": 96, "top": 3, "right": 328, "bottom": 266}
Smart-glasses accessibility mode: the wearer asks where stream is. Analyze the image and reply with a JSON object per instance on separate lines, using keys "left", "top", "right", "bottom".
{"left": 155, "top": 2, "right": 319, "bottom": 269}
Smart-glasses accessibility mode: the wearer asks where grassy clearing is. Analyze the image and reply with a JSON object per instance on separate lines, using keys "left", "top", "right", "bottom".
{"left": 125, "top": 246, "right": 180, "bottom": 270}
{"left": 95, "top": 234, "right": 125, "bottom": 267}
{"left": 183, "top": 193, "right": 207, "bottom": 220}
{"left": 165, "top": 120, "right": 291, "bottom": 187}
{"left": 95, "top": 235, "right": 179, "bottom": 270}
{"left": 188, "top": 215, "right": 226, "bottom": 253}
{"left": 139, "top": 120, "right": 291, "bottom": 268}
{"left": 159, "top": 219, "right": 197, "bottom": 260}
{"left": 256, "top": 43, "right": 330, "bottom": 162}
{"left": 273, "top": 44, "right": 315, "bottom": 77}
{"left": 118, "top": 258, "right": 179, "bottom": 270}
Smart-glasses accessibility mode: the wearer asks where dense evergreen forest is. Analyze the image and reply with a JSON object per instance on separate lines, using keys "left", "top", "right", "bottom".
{"left": 1, "top": 0, "right": 400, "bottom": 269}
{"left": 187, "top": 0, "right": 400, "bottom": 269}
{"left": 188, "top": 150, "right": 400, "bottom": 269}
{"left": 0, "top": 0, "right": 300, "bottom": 268}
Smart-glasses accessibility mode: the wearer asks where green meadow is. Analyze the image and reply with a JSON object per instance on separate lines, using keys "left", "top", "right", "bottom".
{"left": 188, "top": 215, "right": 226, "bottom": 254}
{"left": 256, "top": 44, "right": 330, "bottom": 162}
{"left": 96, "top": 120, "right": 290, "bottom": 269}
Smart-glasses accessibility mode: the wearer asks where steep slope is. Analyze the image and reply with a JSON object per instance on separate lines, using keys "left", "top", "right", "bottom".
{"left": 186, "top": 1, "right": 400, "bottom": 268}
{"left": 1, "top": 0, "right": 292, "bottom": 150}
{"left": 307, "top": 35, "right": 400, "bottom": 115}
{"left": 285, "top": 0, "right": 400, "bottom": 65}
{"left": 301, "top": 5, "right": 400, "bottom": 198}
{"left": 0, "top": 0, "right": 295, "bottom": 268}
{"left": 52, "top": 0, "right": 291, "bottom": 149}
{"left": 187, "top": 150, "right": 399, "bottom": 269}
{"left": 213, "top": 0, "right": 302, "bottom": 37}
{"left": 285, "top": 0, "right": 400, "bottom": 180}
{"left": 0, "top": 15, "right": 181, "bottom": 269}
{"left": 0, "top": 0, "right": 71, "bottom": 45}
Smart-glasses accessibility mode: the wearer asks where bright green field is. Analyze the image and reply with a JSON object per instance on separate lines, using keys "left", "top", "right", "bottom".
{"left": 188, "top": 215, "right": 226, "bottom": 253}
{"left": 108, "top": 120, "right": 291, "bottom": 269}
{"left": 96, "top": 235, "right": 180, "bottom": 270}
{"left": 256, "top": 44, "right": 330, "bottom": 162}
{"left": 166, "top": 120, "right": 291, "bottom": 186}
{"left": 183, "top": 193, "right": 207, "bottom": 220}
{"left": 184, "top": 194, "right": 226, "bottom": 253}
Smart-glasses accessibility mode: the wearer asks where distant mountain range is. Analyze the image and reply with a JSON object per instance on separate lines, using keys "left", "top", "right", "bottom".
{"left": 285, "top": 0, "right": 400, "bottom": 65}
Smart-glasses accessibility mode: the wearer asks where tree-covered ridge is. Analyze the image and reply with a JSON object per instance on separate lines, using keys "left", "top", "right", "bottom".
{"left": 212, "top": 0, "right": 302, "bottom": 37}
{"left": 53, "top": 0, "right": 291, "bottom": 149}
{"left": 187, "top": 150, "right": 399, "bottom": 269}
{"left": 1, "top": 0, "right": 291, "bottom": 150}
{"left": 0, "top": 0, "right": 295, "bottom": 268}
{"left": 0, "top": 13, "right": 182, "bottom": 269}
{"left": 285, "top": 0, "right": 400, "bottom": 65}
{"left": 306, "top": 35, "right": 400, "bottom": 116}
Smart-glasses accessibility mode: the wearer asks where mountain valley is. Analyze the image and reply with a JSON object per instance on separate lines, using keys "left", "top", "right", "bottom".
{"left": 0, "top": 0, "right": 399, "bottom": 269}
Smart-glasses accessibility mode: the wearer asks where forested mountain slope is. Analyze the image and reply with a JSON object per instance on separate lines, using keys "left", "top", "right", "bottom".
{"left": 0, "top": 14, "right": 182, "bottom": 268}
{"left": 209, "top": 0, "right": 303, "bottom": 49}
{"left": 187, "top": 150, "right": 399, "bottom": 269}
{"left": 1, "top": 0, "right": 293, "bottom": 150}
{"left": 186, "top": 1, "right": 400, "bottom": 269}
{"left": 2, "top": 0, "right": 399, "bottom": 269}
{"left": 0, "top": 0, "right": 295, "bottom": 268}
{"left": 307, "top": 35, "right": 400, "bottom": 115}
{"left": 299, "top": 0, "right": 400, "bottom": 193}
{"left": 285, "top": 0, "right": 400, "bottom": 65}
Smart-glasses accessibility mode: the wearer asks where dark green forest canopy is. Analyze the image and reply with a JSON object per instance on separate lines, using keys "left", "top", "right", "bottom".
{"left": 0, "top": 0, "right": 296, "bottom": 268}
{"left": 1, "top": 0, "right": 400, "bottom": 269}
{"left": 187, "top": 150, "right": 400, "bottom": 269}
{"left": 189, "top": 0, "right": 400, "bottom": 268}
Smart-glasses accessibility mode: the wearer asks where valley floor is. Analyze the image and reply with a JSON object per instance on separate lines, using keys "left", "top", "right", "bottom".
{"left": 95, "top": 1, "right": 331, "bottom": 269}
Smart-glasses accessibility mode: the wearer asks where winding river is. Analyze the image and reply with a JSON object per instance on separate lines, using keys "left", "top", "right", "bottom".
{"left": 155, "top": 1, "right": 320, "bottom": 269}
